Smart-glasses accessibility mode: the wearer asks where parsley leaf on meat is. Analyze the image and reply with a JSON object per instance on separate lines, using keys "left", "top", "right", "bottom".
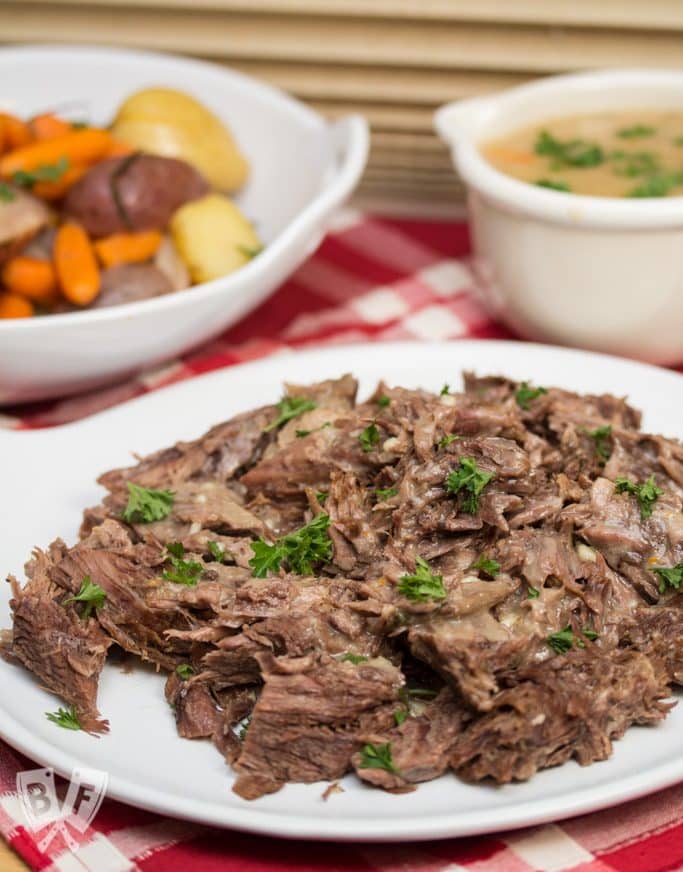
{"left": 651, "top": 563, "right": 683, "bottom": 594}
{"left": 445, "top": 457, "right": 495, "bottom": 514}
{"left": 583, "top": 424, "right": 613, "bottom": 461}
{"left": 438, "top": 434, "right": 459, "bottom": 449}
{"left": 358, "top": 742, "right": 399, "bottom": 774}
{"left": 359, "top": 423, "right": 380, "bottom": 453}
{"left": 63, "top": 576, "right": 106, "bottom": 620}
{"left": 208, "top": 541, "right": 228, "bottom": 563}
{"left": 440, "top": 383, "right": 450, "bottom": 396}
{"left": 394, "top": 709, "right": 407, "bottom": 726}
{"left": 377, "top": 394, "right": 391, "bottom": 407}
{"left": 547, "top": 625, "right": 598, "bottom": 653}
{"left": 547, "top": 625, "right": 576, "bottom": 654}
{"left": 176, "top": 664, "right": 194, "bottom": 680}
{"left": 471, "top": 556, "right": 500, "bottom": 577}
{"left": 340, "top": 653, "right": 368, "bottom": 664}
{"left": 535, "top": 130, "right": 604, "bottom": 168}
{"left": 249, "top": 513, "right": 332, "bottom": 577}
{"left": 162, "top": 542, "right": 203, "bottom": 586}
{"left": 263, "top": 396, "right": 317, "bottom": 432}
{"left": 515, "top": 382, "right": 548, "bottom": 410}
{"left": 46, "top": 705, "right": 81, "bottom": 731}
{"left": 314, "top": 490, "right": 328, "bottom": 504}
{"left": 527, "top": 586, "right": 540, "bottom": 599}
{"left": 398, "top": 557, "right": 446, "bottom": 602}
{"left": 375, "top": 486, "right": 398, "bottom": 500}
{"left": 121, "top": 482, "right": 174, "bottom": 524}
{"left": 614, "top": 474, "right": 662, "bottom": 519}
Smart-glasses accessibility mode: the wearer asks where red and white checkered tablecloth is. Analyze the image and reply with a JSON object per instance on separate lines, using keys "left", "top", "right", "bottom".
{"left": 1, "top": 212, "right": 682, "bottom": 870}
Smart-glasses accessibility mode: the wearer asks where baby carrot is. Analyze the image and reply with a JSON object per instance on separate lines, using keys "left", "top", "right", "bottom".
{"left": 32, "top": 163, "right": 89, "bottom": 200}
{"left": 54, "top": 223, "right": 101, "bottom": 306}
{"left": 0, "top": 291, "right": 34, "bottom": 318}
{"left": 0, "top": 129, "right": 112, "bottom": 178}
{"left": 2, "top": 256, "right": 57, "bottom": 302}
{"left": 0, "top": 113, "right": 33, "bottom": 150}
{"left": 30, "top": 112, "right": 73, "bottom": 141}
{"left": 106, "top": 138, "right": 135, "bottom": 158}
{"left": 94, "top": 230, "right": 163, "bottom": 268}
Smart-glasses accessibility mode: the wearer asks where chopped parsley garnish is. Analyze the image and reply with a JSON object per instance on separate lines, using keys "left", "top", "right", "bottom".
{"left": 515, "top": 381, "right": 548, "bottom": 410}
{"left": 627, "top": 172, "right": 683, "bottom": 198}
{"left": 359, "top": 423, "right": 380, "bottom": 453}
{"left": 617, "top": 124, "right": 655, "bottom": 140}
{"left": 377, "top": 394, "right": 391, "bottom": 407}
{"left": 527, "top": 586, "right": 540, "bottom": 599}
{"left": 651, "top": 563, "right": 683, "bottom": 594}
{"left": 13, "top": 156, "right": 70, "bottom": 187}
{"left": 238, "top": 715, "right": 251, "bottom": 741}
{"left": 438, "top": 434, "right": 459, "bottom": 449}
{"left": 63, "top": 576, "right": 106, "bottom": 620}
{"left": 394, "top": 709, "right": 407, "bottom": 726}
{"left": 609, "top": 150, "right": 659, "bottom": 178}
{"left": 121, "top": 482, "right": 174, "bottom": 524}
{"left": 0, "top": 182, "right": 15, "bottom": 202}
{"left": 440, "top": 383, "right": 450, "bottom": 396}
{"left": 249, "top": 513, "right": 332, "bottom": 577}
{"left": 340, "top": 652, "right": 368, "bottom": 664}
{"left": 583, "top": 424, "right": 613, "bottom": 461}
{"left": 162, "top": 542, "right": 203, "bottom": 586}
{"left": 471, "top": 556, "right": 500, "bottom": 577}
{"left": 208, "top": 541, "right": 227, "bottom": 563}
{"left": 46, "top": 705, "right": 81, "bottom": 731}
{"left": 358, "top": 742, "right": 399, "bottom": 774}
{"left": 176, "top": 663, "right": 194, "bottom": 680}
{"left": 375, "top": 486, "right": 398, "bottom": 500}
{"left": 445, "top": 457, "right": 495, "bottom": 514}
{"left": 314, "top": 490, "right": 328, "bottom": 504}
{"left": 535, "top": 178, "right": 571, "bottom": 192}
{"left": 614, "top": 475, "right": 662, "bottom": 519}
{"left": 535, "top": 130, "right": 604, "bottom": 168}
{"left": 295, "top": 429, "right": 310, "bottom": 438}
{"left": 547, "top": 625, "right": 576, "bottom": 654}
{"left": 675, "top": 136, "right": 683, "bottom": 147}
{"left": 237, "top": 244, "right": 263, "bottom": 259}
{"left": 263, "top": 396, "right": 317, "bottom": 432}
{"left": 398, "top": 557, "right": 446, "bottom": 602}
{"left": 547, "top": 625, "right": 598, "bottom": 653}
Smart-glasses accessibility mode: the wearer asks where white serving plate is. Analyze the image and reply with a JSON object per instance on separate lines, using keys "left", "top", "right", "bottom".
{"left": 0, "top": 45, "right": 368, "bottom": 404}
{"left": 0, "top": 341, "right": 681, "bottom": 842}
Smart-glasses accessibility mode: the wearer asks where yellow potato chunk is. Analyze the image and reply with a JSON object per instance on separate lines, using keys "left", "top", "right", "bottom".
{"left": 112, "top": 88, "right": 249, "bottom": 192}
{"left": 170, "top": 193, "right": 261, "bottom": 283}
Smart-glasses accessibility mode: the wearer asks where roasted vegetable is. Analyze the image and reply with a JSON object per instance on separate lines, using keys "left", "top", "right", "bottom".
{"left": 154, "top": 235, "right": 190, "bottom": 292}
{"left": 170, "top": 193, "right": 261, "bottom": 283}
{"left": 111, "top": 88, "right": 248, "bottom": 192}
{"left": 92, "top": 263, "right": 172, "bottom": 308}
{"left": 64, "top": 154, "right": 209, "bottom": 237}
{"left": 94, "top": 230, "right": 163, "bottom": 268}
{"left": 54, "top": 222, "right": 101, "bottom": 306}
{"left": 0, "top": 186, "right": 51, "bottom": 265}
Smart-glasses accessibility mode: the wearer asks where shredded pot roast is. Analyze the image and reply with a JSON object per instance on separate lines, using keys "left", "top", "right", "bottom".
{"left": 4, "top": 373, "right": 682, "bottom": 799}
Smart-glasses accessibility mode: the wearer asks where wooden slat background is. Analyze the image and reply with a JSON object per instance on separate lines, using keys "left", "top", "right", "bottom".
{"left": 4, "top": 1, "right": 683, "bottom": 207}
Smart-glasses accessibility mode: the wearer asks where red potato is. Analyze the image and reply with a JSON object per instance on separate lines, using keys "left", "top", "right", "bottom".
{"left": 64, "top": 154, "right": 209, "bottom": 237}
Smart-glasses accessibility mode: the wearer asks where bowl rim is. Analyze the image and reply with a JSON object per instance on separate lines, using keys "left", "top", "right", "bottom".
{"left": 0, "top": 43, "right": 369, "bottom": 333}
{"left": 434, "top": 67, "right": 683, "bottom": 230}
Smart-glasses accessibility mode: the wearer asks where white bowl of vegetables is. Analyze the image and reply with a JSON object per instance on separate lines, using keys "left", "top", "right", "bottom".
{"left": 0, "top": 45, "right": 368, "bottom": 403}
{"left": 435, "top": 69, "right": 683, "bottom": 364}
